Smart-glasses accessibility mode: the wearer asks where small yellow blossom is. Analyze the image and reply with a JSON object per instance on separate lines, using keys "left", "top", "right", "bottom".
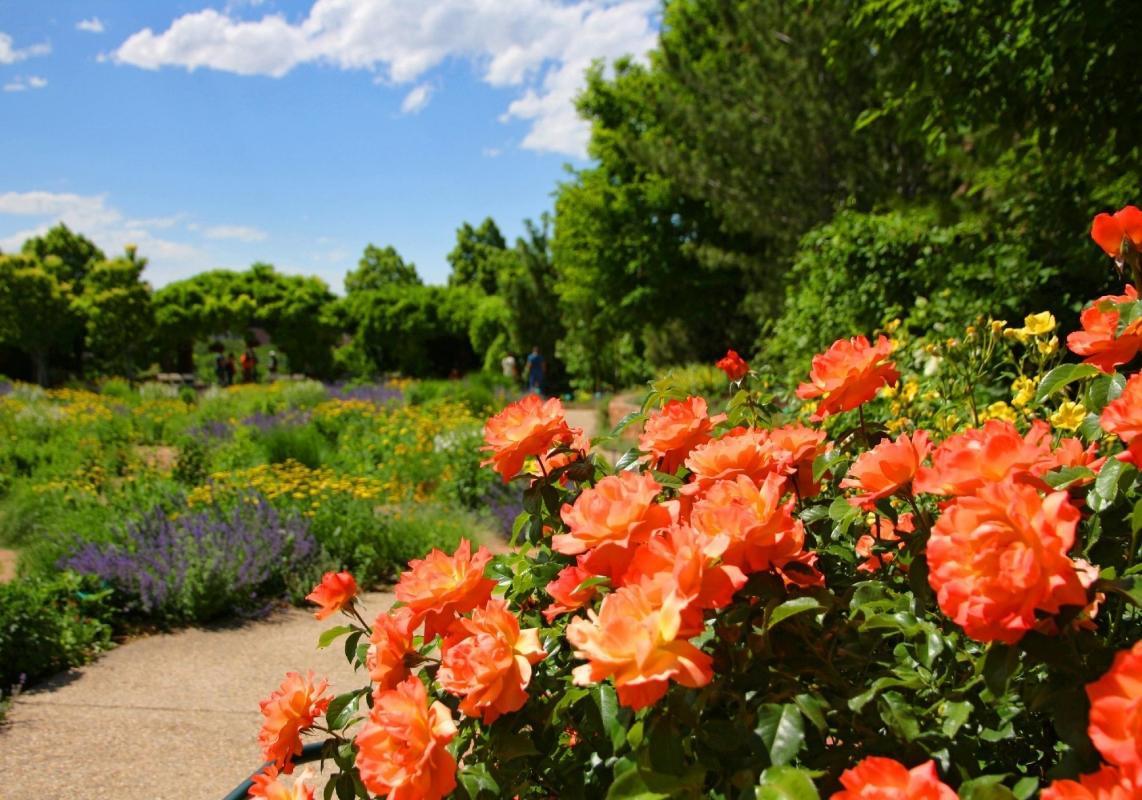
{"left": 990, "top": 319, "right": 1007, "bottom": 335}
{"left": 884, "top": 318, "right": 902, "bottom": 333}
{"left": 1050, "top": 401, "right": 1086, "bottom": 432}
{"left": 901, "top": 379, "right": 920, "bottom": 404}
{"left": 1022, "top": 312, "right": 1057, "bottom": 336}
{"left": 1037, "top": 336, "right": 1059, "bottom": 356}
{"left": 1011, "top": 375, "right": 1038, "bottom": 408}
{"left": 982, "top": 401, "right": 1018, "bottom": 424}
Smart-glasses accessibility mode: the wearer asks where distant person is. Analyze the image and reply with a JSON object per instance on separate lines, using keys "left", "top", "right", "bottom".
{"left": 214, "top": 352, "right": 227, "bottom": 385}
{"left": 241, "top": 348, "right": 258, "bottom": 383}
{"left": 501, "top": 352, "right": 518, "bottom": 382}
{"left": 268, "top": 350, "right": 279, "bottom": 379}
{"left": 224, "top": 353, "right": 236, "bottom": 386}
{"left": 526, "top": 346, "right": 545, "bottom": 395}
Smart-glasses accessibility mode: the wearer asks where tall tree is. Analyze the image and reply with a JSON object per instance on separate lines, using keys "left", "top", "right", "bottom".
{"left": 21, "top": 224, "right": 106, "bottom": 291}
{"left": 344, "top": 245, "right": 422, "bottom": 293}
{"left": 75, "top": 245, "right": 155, "bottom": 377}
{"left": 447, "top": 218, "right": 508, "bottom": 295}
{"left": 0, "top": 254, "right": 80, "bottom": 385}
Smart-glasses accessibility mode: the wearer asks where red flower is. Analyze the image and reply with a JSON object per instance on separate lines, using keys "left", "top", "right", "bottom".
{"left": 927, "top": 481, "right": 1087, "bottom": 644}
{"left": 1042, "top": 765, "right": 1137, "bottom": 800}
{"left": 305, "top": 570, "right": 358, "bottom": 620}
{"left": 1066, "top": 287, "right": 1142, "bottom": 373}
{"left": 716, "top": 349, "right": 749, "bottom": 382}
{"left": 842, "top": 431, "right": 931, "bottom": 508}
{"left": 1102, "top": 373, "right": 1142, "bottom": 465}
{"left": 481, "top": 394, "right": 574, "bottom": 482}
{"left": 1087, "top": 640, "right": 1142, "bottom": 785}
{"left": 1091, "top": 206, "right": 1142, "bottom": 260}
{"left": 796, "top": 335, "right": 899, "bottom": 421}
{"left": 831, "top": 757, "right": 956, "bottom": 800}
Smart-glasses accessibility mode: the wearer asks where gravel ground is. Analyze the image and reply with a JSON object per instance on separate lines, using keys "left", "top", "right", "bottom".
{"left": 0, "top": 592, "right": 394, "bottom": 800}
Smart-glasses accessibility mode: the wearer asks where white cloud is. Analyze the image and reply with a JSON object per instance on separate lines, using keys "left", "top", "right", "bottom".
{"left": 112, "top": 0, "right": 659, "bottom": 157}
{"left": 201, "top": 224, "right": 268, "bottom": 242}
{"left": 0, "top": 191, "right": 202, "bottom": 284}
{"left": 3, "top": 76, "right": 48, "bottom": 93}
{"left": 400, "top": 82, "right": 432, "bottom": 114}
{"left": 0, "top": 32, "right": 50, "bottom": 64}
{"left": 77, "top": 18, "right": 106, "bottom": 34}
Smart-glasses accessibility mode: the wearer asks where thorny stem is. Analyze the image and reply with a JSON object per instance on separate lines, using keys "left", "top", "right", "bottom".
{"left": 347, "top": 603, "right": 373, "bottom": 635}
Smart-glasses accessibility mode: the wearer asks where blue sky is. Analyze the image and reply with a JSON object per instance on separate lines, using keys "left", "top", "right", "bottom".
{"left": 0, "top": 0, "right": 658, "bottom": 288}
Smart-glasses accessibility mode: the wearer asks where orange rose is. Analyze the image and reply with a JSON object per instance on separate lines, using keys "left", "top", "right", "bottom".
{"left": 1067, "top": 287, "right": 1142, "bottom": 373}
{"left": 566, "top": 584, "right": 713, "bottom": 710}
{"left": 543, "top": 561, "right": 601, "bottom": 623}
{"left": 481, "top": 394, "right": 573, "bottom": 482}
{"left": 913, "top": 420, "right": 1054, "bottom": 497}
{"left": 716, "top": 349, "right": 750, "bottom": 381}
{"left": 768, "top": 424, "right": 829, "bottom": 499}
{"left": 537, "top": 426, "right": 590, "bottom": 480}
{"left": 796, "top": 335, "right": 899, "bottom": 421}
{"left": 689, "top": 473, "right": 805, "bottom": 574}
{"left": 842, "top": 431, "right": 931, "bottom": 508}
{"left": 1102, "top": 373, "right": 1142, "bottom": 464}
{"left": 249, "top": 766, "right": 316, "bottom": 800}
{"left": 682, "top": 427, "right": 781, "bottom": 498}
{"left": 305, "top": 570, "right": 358, "bottom": 620}
{"left": 437, "top": 599, "right": 546, "bottom": 724}
{"left": 1091, "top": 206, "right": 1142, "bottom": 260}
{"left": 354, "top": 676, "right": 457, "bottom": 800}
{"left": 855, "top": 513, "right": 913, "bottom": 574}
{"left": 1042, "top": 766, "right": 1137, "bottom": 800}
{"left": 830, "top": 757, "right": 956, "bottom": 800}
{"left": 640, "top": 396, "right": 725, "bottom": 474}
{"left": 394, "top": 539, "right": 496, "bottom": 641}
{"left": 257, "top": 671, "right": 332, "bottom": 771}
{"left": 623, "top": 524, "right": 747, "bottom": 616}
{"left": 553, "top": 472, "right": 676, "bottom": 578}
{"left": 927, "top": 481, "right": 1088, "bottom": 644}
{"left": 367, "top": 607, "right": 416, "bottom": 694}
{"left": 1087, "top": 641, "right": 1142, "bottom": 785}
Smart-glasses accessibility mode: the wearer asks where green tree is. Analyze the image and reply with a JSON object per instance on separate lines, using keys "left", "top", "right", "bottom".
{"left": 447, "top": 218, "right": 508, "bottom": 295}
{"left": 75, "top": 245, "right": 155, "bottom": 377}
{"left": 21, "top": 224, "right": 106, "bottom": 289}
{"left": 0, "top": 255, "right": 80, "bottom": 385}
{"left": 344, "top": 244, "right": 422, "bottom": 293}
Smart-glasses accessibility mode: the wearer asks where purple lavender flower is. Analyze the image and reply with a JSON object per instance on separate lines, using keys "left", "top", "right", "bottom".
{"left": 325, "top": 382, "right": 403, "bottom": 406}
{"left": 242, "top": 408, "right": 311, "bottom": 432}
{"left": 62, "top": 495, "right": 319, "bottom": 624}
{"left": 187, "top": 418, "right": 232, "bottom": 442}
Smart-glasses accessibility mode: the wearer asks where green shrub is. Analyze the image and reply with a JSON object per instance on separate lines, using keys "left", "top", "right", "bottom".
{"left": 0, "top": 573, "right": 114, "bottom": 689}
{"left": 405, "top": 374, "right": 509, "bottom": 416}
{"left": 172, "top": 438, "right": 209, "bottom": 486}
{"left": 764, "top": 207, "right": 1056, "bottom": 373}
{"left": 99, "top": 377, "right": 134, "bottom": 400}
{"left": 258, "top": 424, "right": 326, "bottom": 469}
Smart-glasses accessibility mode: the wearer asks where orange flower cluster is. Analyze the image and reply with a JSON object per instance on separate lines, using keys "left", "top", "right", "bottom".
{"left": 1067, "top": 286, "right": 1142, "bottom": 373}
{"left": 716, "top": 349, "right": 750, "bottom": 381}
{"left": 437, "top": 598, "right": 546, "bottom": 723}
{"left": 842, "top": 430, "right": 931, "bottom": 508}
{"left": 354, "top": 676, "right": 458, "bottom": 800}
{"left": 366, "top": 607, "right": 416, "bottom": 694}
{"left": 1101, "top": 373, "right": 1142, "bottom": 465}
{"left": 797, "top": 335, "right": 899, "bottom": 421}
{"left": 257, "top": 671, "right": 332, "bottom": 770}
{"left": 304, "top": 570, "right": 358, "bottom": 620}
{"left": 481, "top": 394, "right": 574, "bottom": 482}
{"left": 394, "top": 538, "right": 496, "bottom": 641}
{"left": 249, "top": 766, "right": 316, "bottom": 800}
{"left": 830, "top": 757, "right": 956, "bottom": 800}
{"left": 640, "top": 396, "right": 725, "bottom": 473}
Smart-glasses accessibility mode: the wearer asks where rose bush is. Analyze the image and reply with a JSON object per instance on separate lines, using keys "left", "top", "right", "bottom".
{"left": 250, "top": 209, "right": 1142, "bottom": 799}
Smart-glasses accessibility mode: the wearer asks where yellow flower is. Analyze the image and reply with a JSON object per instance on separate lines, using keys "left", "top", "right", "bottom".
{"left": 901, "top": 379, "right": 920, "bottom": 404}
{"left": 1050, "top": 401, "right": 1086, "bottom": 432}
{"left": 1022, "top": 312, "right": 1056, "bottom": 336}
{"left": 982, "top": 401, "right": 1017, "bottom": 423}
{"left": 1037, "top": 335, "right": 1059, "bottom": 356}
{"left": 1011, "top": 375, "right": 1038, "bottom": 408}
{"left": 990, "top": 319, "right": 1007, "bottom": 335}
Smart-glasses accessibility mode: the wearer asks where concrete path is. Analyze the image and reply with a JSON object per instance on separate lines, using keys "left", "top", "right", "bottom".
{"left": 0, "top": 592, "right": 393, "bottom": 800}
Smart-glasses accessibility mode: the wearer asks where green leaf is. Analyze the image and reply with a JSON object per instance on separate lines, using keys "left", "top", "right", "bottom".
{"left": 982, "top": 643, "right": 1020, "bottom": 695}
{"left": 878, "top": 691, "right": 921, "bottom": 740}
{"left": 325, "top": 690, "right": 361, "bottom": 730}
{"left": 615, "top": 448, "right": 642, "bottom": 472}
{"left": 940, "top": 700, "right": 972, "bottom": 738}
{"left": 457, "top": 764, "right": 500, "bottom": 799}
{"left": 509, "top": 510, "right": 530, "bottom": 547}
{"left": 755, "top": 766, "right": 821, "bottom": 800}
{"left": 317, "top": 625, "right": 354, "bottom": 649}
{"left": 1035, "top": 363, "right": 1101, "bottom": 403}
{"left": 343, "top": 629, "right": 363, "bottom": 664}
{"left": 958, "top": 776, "right": 1018, "bottom": 800}
{"left": 755, "top": 703, "right": 805, "bottom": 766}
{"left": 1042, "top": 465, "right": 1095, "bottom": 490}
{"left": 489, "top": 730, "right": 540, "bottom": 761}
{"left": 1085, "top": 372, "right": 1126, "bottom": 412}
{"left": 612, "top": 410, "right": 646, "bottom": 435}
{"left": 606, "top": 758, "right": 671, "bottom": 800}
{"left": 767, "top": 597, "right": 824, "bottom": 630}
{"left": 793, "top": 693, "right": 828, "bottom": 733}
{"left": 595, "top": 682, "right": 627, "bottom": 753}
{"left": 1089, "top": 458, "right": 1128, "bottom": 513}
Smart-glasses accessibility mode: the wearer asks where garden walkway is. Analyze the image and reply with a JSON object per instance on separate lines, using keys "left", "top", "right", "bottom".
{"left": 0, "top": 591, "right": 394, "bottom": 799}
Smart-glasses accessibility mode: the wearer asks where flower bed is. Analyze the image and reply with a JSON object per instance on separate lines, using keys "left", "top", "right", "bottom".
{"left": 251, "top": 208, "right": 1142, "bottom": 799}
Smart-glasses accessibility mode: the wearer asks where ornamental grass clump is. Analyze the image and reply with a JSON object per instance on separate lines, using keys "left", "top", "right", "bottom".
{"left": 63, "top": 496, "right": 319, "bottom": 624}
{"left": 249, "top": 206, "right": 1142, "bottom": 799}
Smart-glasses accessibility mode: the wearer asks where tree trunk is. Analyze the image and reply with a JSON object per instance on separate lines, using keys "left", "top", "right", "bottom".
{"left": 31, "top": 349, "right": 48, "bottom": 386}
